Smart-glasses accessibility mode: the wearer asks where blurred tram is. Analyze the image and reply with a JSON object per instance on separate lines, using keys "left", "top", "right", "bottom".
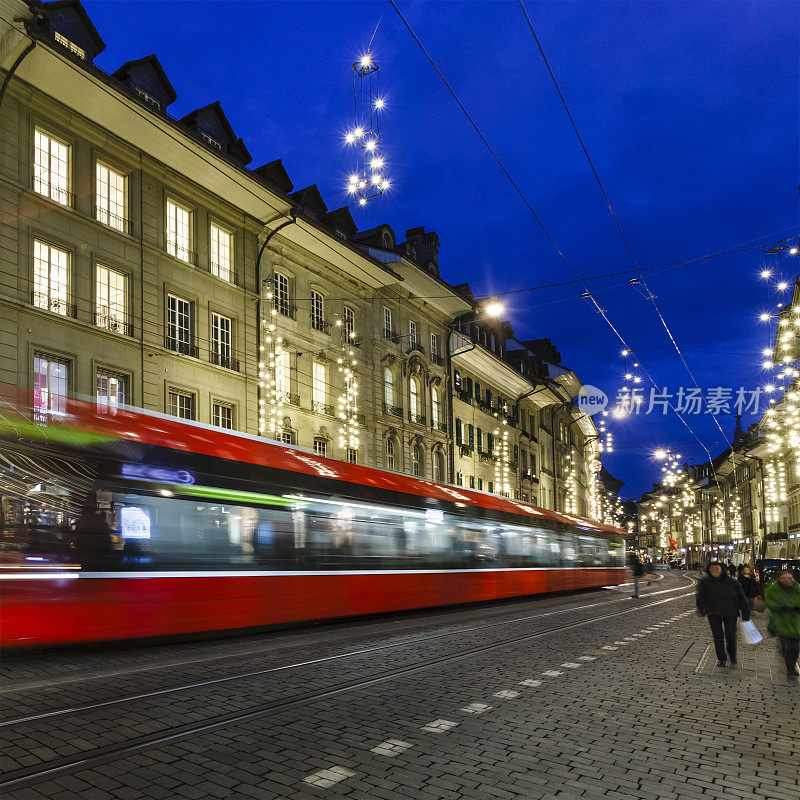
{"left": 0, "top": 391, "right": 626, "bottom": 647}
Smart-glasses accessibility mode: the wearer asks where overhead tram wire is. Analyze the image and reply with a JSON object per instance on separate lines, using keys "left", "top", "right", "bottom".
{"left": 517, "top": 0, "right": 733, "bottom": 453}
{"left": 388, "top": 0, "right": 719, "bottom": 464}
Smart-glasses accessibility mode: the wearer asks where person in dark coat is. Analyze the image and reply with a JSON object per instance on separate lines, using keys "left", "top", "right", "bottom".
{"left": 738, "top": 565, "right": 760, "bottom": 616}
{"left": 628, "top": 553, "right": 644, "bottom": 598}
{"left": 696, "top": 562, "right": 750, "bottom": 667}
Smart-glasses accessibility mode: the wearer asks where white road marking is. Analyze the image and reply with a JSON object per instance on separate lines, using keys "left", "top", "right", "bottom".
{"left": 577, "top": 656, "right": 596, "bottom": 661}
{"left": 613, "top": 641, "right": 629, "bottom": 646}
{"left": 601, "top": 645, "right": 618, "bottom": 650}
{"left": 494, "top": 689, "right": 520, "bottom": 699}
{"left": 561, "top": 662, "right": 581, "bottom": 668}
{"left": 422, "top": 719, "right": 459, "bottom": 733}
{"left": 461, "top": 702, "right": 492, "bottom": 714}
{"left": 542, "top": 670, "right": 564, "bottom": 676}
{"left": 520, "top": 679, "right": 543, "bottom": 687}
{"left": 370, "top": 739, "right": 413, "bottom": 757}
{"left": 304, "top": 767, "right": 356, "bottom": 788}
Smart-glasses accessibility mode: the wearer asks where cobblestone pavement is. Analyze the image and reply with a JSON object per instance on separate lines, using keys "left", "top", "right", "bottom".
{"left": 1, "top": 573, "right": 797, "bottom": 800}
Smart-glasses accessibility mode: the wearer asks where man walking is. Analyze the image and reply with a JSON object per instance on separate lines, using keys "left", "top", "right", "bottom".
{"left": 629, "top": 553, "right": 644, "bottom": 598}
{"left": 696, "top": 563, "right": 750, "bottom": 667}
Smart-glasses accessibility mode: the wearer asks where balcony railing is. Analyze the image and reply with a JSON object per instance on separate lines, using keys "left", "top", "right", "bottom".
{"left": 430, "top": 352, "right": 444, "bottom": 366}
{"left": 209, "top": 262, "right": 239, "bottom": 285}
{"left": 312, "top": 401, "right": 334, "bottom": 416}
{"left": 407, "top": 342, "right": 424, "bottom": 356}
{"left": 31, "top": 292, "right": 77, "bottom": 318}
{"left": 95, "top": 312, "right": 133, "bottom": 336}
{"left": 165, "top": 240, "right": 198, "bottom": 265}
{"left": 164, "top": 336, "right": 199, "bottom": 358}
{"left": 434, "top": 421, "right": 447, "bottom": 433}
{"left": 210, "top": 351, "right": 240, "bottom": 371}
{"left": 94, "top": 206, "right": 134, "bottom": 235}
{"left": 276, "top": 392, "right": 300, "bottom": 406}
{"left": 408, "top": 411, "right": 426, "bottom": 425}
{"left": 457, "top": 389, "right": 474, "bottom": 404}
{"left": 521, "top": 469, "right": 533, "bottom": 482}
{"left": 383, "top": 402, "right": 403, "bottom": 418}
{"left": 32, "top": 177, "right": 75, "bottom": 208}
{"left": 274, "top": 301, "right": 297, "bottom": 319}
{"left": 479, "top": 452, "right": 497, "bottom": 464}
{"left": 459, "top": 444, "right": 473, "bottom": 457}
{"left": 311, "top": 317, "right": 331, "bottom": 334}
{"left": 383, "top": 328, "right": 401, "bottom": 343}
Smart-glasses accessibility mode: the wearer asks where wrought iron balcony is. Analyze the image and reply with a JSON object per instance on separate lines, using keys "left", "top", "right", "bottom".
{"left": 273, "top": 301, "right": 297, "bottom": 319}
{"left": 32, "top": 177, "right": 75, "bottom": 208}
{"left": 31, "top": 292, "right": 77, "bottom": 318}
{"left": 94, "top": 206, "right": 134, "bottom": 235}
{"left": 479, "top": 452, "right": 497, "bottom": 464}
{"left": 383, "top": 328, "right": 401, "bottom": 343}
{"left": 457, "top": 389, "right": 474, "bottom": 404}
{"left": 165, "top": 239, "right": 198, "bottom": 265}
{"left": 276, "top": 392, "right": 300, "bottom": 407}
{"left": 434, "top": 421, "right": 447, "bottom": 433}
{"left": 95, "top": 312, "right": 133, "bottom": 336}
{"left": 311, "top": 317, "right": 331, "bottom": 334}
{"left": 407, "top": 342, "right": 424, "bottom": 356}
{"left": 430, "top": 352, "right": 444, "bottom": 366}
{"left": 312, "top": 401, "right": 334, "bottom": 415}
{"left": 210, "top": 351, "right": 240, "bottom": 372}
{"left": 383, "top": 402, "right": 403, "bottom": 418}
{"left": 164, "top": 336, "right": 199, "bottom": 358}
{"left": 459, "top": 444, "right": 474, "bottom": 457}
{"left": 408, "top": 411, "right": 426, "bottom": 425}
{"left": 209, "top": 262, "right": 239, "bottom": 285}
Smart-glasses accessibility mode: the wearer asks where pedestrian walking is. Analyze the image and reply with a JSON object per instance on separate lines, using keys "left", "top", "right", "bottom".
{"left": 696, "top": 563, "right": 751, "bottom": 667}
{"left": 629, "top": 553, "right": 644, "bottom": 598}
{"left": 738, "top": 565, "right": 760, "bottom": 616}
{"left": 764, "top": 569, "right": 800, "bottom": 678}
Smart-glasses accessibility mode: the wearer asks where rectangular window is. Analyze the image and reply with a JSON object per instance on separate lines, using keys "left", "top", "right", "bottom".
{"left": 211, "top": 312, "right": 233, "bottom": 368}
{"left": 280, "top": 430, "right": 295, "bottom": 445}
{"left": 477, "top": 428, "right": 483, "bottom": 453}
{"left": 34, "top": 128, "right": 70, "bottom": 205}
{"left": 96, "top": 369, "right": 127, "bottom": 411}
{"left": 96, "top": 265, "right": 128, "bottom": 333}
{"left": 488, "top": 481, "right": 494, "bottom": 494}
{"left": 383, "top": 306, "right": 393, "bottom": 338}
{"left": 313, "top": 438, "right": 327, "bottom": 457}
{"left": 276, "top": 350, "right": 291, "bottom": 400}
{"left": 310, "top": 290, "right": 325, "bottom": 331}
{"left": 384, "top": 367, "right": 394, "bottom": 407}
{"left": 166, "top": 294, "right": 194, "bottom": 355}
{"left": 468, "top": 424, "right": 475, "bottom": 450}
{"left": 475, "top": 381, "right": 481, "bottom": 402}
{"left": 274, "top": 273, "right": 290, "bottom": 316}
{"left": 33, "top": 355, "right": 68, "bottom": 422}
{"left": 33, "top": 240, "right": 70, "bottom": 315}
{"left": 210, "top": 223, "right": 233, "bottom": 282}
{"left": 54, "top": 31, "right": 86, "bottom": 58}
{"left": 212, "top": 402, "right": 234, "bottom": 430}
{"left": 487, "top": 433, "right": 494, "bottom": 454}
{"left": 312, "top": 361, "right": 327, "bottom": 412}
{"left": 386, "top": 439, "right": 395, "bottom": 470}
{"left": 469, "top": 475, "right": 475, "bottom": 489}
{"left": 347, "top": 448, "right": 358, "bottom": 464}
{"left": 430, "top": 333, "right": 440, "bottom": 361}
{"left": 168, "top": 389, "right": 194, "bottom": 420}
{"left": 343, "top": 306, "right": 356, "bottom": 342}
{"left": 166, "top": 199, "right": 191, "bottom": 262}
{"left": 96, "top": 163, "right": 127, "bottom": 231}
{"left": 457, "top": 472, "right": 464, "bottom": 487}
{"left": 455, "top": 418, "right": 462, "bottom": 445}
{"left": 409, "top": 320, "right": 418, "bottom": 348}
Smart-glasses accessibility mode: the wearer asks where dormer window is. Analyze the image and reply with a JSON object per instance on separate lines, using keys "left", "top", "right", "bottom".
{"left": 199, "top": 131, "right": 223, "bottom": 150}
{"left": 54, "top": 31, "right": 85, "bottom": 59}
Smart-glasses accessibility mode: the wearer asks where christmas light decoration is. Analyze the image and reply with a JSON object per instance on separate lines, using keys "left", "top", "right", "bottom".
{"left": 343, "top": 52, "right": 390, "bottom": 206}
{"left": 336, "top": 320, "right": 360, "bottom": 454}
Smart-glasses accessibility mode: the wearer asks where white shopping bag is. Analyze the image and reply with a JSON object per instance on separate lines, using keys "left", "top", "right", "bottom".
{"left": 741, "top": 619, "right": 763, "bottom": 645}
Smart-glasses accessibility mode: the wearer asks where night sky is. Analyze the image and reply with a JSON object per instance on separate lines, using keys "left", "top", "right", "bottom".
{"left": 85, "top": 0, "right": 799, "bottom": 497}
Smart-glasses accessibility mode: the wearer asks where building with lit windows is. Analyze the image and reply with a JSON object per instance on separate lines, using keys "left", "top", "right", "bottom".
{"left": 1, "top": 0, "right": 607, "bottom": 517}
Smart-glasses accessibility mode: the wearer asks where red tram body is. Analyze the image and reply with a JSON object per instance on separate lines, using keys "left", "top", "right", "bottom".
{"left": 0, "top": 392, "right": 626, "bottom": 647}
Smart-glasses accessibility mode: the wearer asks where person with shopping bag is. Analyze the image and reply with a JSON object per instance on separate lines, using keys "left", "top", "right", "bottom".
{"left": 764, "top": 569, "right": 800, "bottom": 678}
{"left": 696, "top": 563, "right": 751, "bottom": 667}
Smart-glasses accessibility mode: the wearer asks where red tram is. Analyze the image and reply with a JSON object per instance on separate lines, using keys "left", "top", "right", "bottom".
{"left": 0, "top": 392, "right": 626, "bottom": 647}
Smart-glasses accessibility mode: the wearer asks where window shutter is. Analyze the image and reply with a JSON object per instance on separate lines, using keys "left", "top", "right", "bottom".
{"left": 455, "top": 418, "right": 462, "bottom": 444}
{"left": 477, "top": 428, "right": 483, "bottom": 452}
{"left": 487, "top": 432, "right": 494, "bottom": 453}
{"left": 466, "top": 377, "right": 473, "bottom": 395}
{"left": 468, "top": 424, "right": 474, "bottom": 449}
{"left": 475, "top": 381, "right": 481, "bottom": 401}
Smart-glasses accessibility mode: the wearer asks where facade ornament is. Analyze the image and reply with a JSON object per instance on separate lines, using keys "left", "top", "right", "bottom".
{"left": 319, "top": 425, "right": 329, "bottom": 439}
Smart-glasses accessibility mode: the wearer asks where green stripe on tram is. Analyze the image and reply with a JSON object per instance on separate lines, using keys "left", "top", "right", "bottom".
{"left": 174, "top": 484, "right": 300, "bottom": 507}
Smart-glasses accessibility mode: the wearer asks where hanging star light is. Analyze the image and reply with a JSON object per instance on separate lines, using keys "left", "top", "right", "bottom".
{"left": 343, "top": 53, "right": 391, "bottom": 206}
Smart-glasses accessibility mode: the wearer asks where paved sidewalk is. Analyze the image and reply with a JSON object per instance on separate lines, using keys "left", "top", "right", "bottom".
{"left": 1, "top": 574, "right": 797, "bottom": 800}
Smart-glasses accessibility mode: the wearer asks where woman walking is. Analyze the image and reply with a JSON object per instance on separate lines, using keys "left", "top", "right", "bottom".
{"left": 764, "top": 569, "right": 800, "bottom": 678}
{"left": 696, "top": 563, "right": 750, "bottom": 667}
{"left": 738, "top": 565, "right": 760, "bottom": 616}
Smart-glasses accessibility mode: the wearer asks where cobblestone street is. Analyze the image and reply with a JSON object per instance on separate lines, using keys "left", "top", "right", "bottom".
{"left": 1, "top": 574, "right": 797, "bottom": 800}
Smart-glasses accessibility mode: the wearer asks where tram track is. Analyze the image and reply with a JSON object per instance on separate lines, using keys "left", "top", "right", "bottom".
{"left": 0, "top": 585, "right": 696, "bottom": 792}
{"left": 1, "top": 576, "right": 688, "bottom": 724}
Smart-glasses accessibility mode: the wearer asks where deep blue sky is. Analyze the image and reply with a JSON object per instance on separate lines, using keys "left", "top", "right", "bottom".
{"left": 86, "top": 0, "right": 799, "bottom": 497}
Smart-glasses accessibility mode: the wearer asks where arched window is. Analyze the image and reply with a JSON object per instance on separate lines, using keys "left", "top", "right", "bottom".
{"left": 386, "top": 437, "right": 396, "bottom": 470}
{"left": 433, "top": 449, "right": 444, "bottom": 482}
{"left": 431, "top": 386, "right": 440, "bottom": 429}
{"left": 412, "top": 444, "right": 424, "bottom": 477}
{"left": 384, "top": 367, "right": 394, "bottom": 407}
{"left": 409, "top": 377, "right": 420, "bottom": 422}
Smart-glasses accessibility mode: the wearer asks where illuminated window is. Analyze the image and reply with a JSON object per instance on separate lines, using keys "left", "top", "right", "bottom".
{"left": 212, "top": 401, "right": 234, "bottom": 429}
{"left": 431, "top": 386, "right": 441, "bottom": 428}
{"left": 383, "top": 306, "right": 393, "bottom": 338}
{"left": 276, "top": 350, "right": 291, "bottom": 400}
{"left": 347, "top": 448, "right": 358, "bottom": 464}
{"left": 96, "top": 265, "right": 127, "bottom": 333}
{"left": 33, "top": 355, "right": 67, "bottom": 422}
{"left": 96, "top": 369, "right": 127, "bottom": 411}
{"left": 343, "top": 306, "right": 356, "bottom": 342}
{"left": 34, "top": 128, "right": 70, "bottom": 205}
{"left": 274, "top": 273, "right": 290, "bottom": 316}
{"left": 168, "top": 389, "right": 194, "bottom": 420}
{"left": 33, "top": 240, "right": 70, "bottom": 315}
{"left": 386, "top": 438, "right": 396, "bottom": 470}
{"left": 280, "top": 430, "right": 295, "bottom": 445}
{"left": 96, "top": 163, "right": 126, "bottom": 231}
{"left": 433, "top": 450, "right": 444, "bottom": 482}
{"left": 312, "top": 361, "right": 327, "bottom": 412}
{"left": 409, "top": 377, "right": 421, "bottom": 422}
{"left": 409, "top": 320, "right": 418, "bottom": 348}
{"left": 412, "top": 445, "right": 422, "bottom": 477}
{"left": 430, "top": 333, "right": 440, "bottom": 361}
{"left": 313, "top": 437, "right": 327, "bottom": 457}
{"left": 310, "top": 290, "right": 325, "bottom": 331}
{"left": 384, "top": 367, "right": 394, "bottom": 407}
{"left": 211, "top": 312, "right": 233, "bottom": 368}
{"left": 210, "top": 223, "right": 232, "bottom": 281}
{"left": 166, "top": 199, "right": 191, "bottom": 262}
{"left": 166, "top": 295, "right": 193, "bottom": 354}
